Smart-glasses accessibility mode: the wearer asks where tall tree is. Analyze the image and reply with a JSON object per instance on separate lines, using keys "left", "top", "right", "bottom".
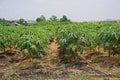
{"left": 0, "top": 18, "right": 10, "bottom": 26}
{"left": 49, "top": 15, "right": 58, "bottom": 21}
{"left": 36, "top": 15, "right": 46, "bottom": 22}
{"left": 18, "top": 18, "right": 25, "bottom": 25}
{"left": 60, "top": 15, "right": 69, "bottom": 22}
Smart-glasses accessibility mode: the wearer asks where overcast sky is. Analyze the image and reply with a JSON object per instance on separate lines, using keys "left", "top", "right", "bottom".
{"left": 0, "top": 0, "right": 120, "bottom": 21}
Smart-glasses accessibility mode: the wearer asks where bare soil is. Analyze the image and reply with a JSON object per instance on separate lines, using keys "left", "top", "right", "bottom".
{"left": 0, "top": 39, "right": 120, "bottom": 80}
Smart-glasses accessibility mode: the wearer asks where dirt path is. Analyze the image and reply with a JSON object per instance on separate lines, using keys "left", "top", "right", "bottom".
{"left": 39, "top": 39, "right": 60, "bottom": 68}
{"left": 0, "top": 39, "right": 120, "bottom": 79}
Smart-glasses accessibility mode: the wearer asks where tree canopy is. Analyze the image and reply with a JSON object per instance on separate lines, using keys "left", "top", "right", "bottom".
{"left": 49, "top": 15, "right": 58, "bottom": 22}
{"left": 36, "top": 15, "right": 46, "bottom": 22}
{"left": 60, "top": 15, "right": 70, "bottom": 22}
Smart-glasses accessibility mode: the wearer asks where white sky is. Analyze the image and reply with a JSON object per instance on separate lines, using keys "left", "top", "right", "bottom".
{"left": 0, "top": 0, "right": 120, "bottom": 21}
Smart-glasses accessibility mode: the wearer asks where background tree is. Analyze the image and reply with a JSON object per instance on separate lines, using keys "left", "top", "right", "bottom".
{"left": 0, "top": 18, "right": 6, "bottom": 24}
{"left": 18, "top": 18, "right": 25, "bottom": 25}
{"left": 49, "top": 15, "right": 58, "bottom": 22}
{"left": 60, "top": 15, "right": 70, "bottom": 22}
{"left": 0, "top": 18, "right": 10, "bottom": 26}
{"left": 36, "top": 15, "right": 46, "bottom": 22}
{"left": 0, "top": 18, "right": 3, "bottom": 25}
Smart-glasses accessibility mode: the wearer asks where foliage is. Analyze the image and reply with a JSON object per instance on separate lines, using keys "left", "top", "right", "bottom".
{"left": 0, "top": 18, "right": 11, "bottom": 26}
{"left": 36, "top": 15, "right": 46, "bottom": 22}
{"left": 56, "top": 22, "right": 120, "bottom": 58}
{"left": 60, "top": 15, "right": 70, "bottom": 22}
{"left": 17, "top": 18, "right": 25, "bottom": 25}
{"left": 49, "top": 15, "right": 58, "bottom": 22}
{"left": 0, "top": 25, "right": 54, "bottom": 58}
{"left": 0, "top": 22, "right": 120, "bottom": 59}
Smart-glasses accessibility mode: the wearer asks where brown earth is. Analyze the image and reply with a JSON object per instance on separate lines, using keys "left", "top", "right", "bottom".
{"left": 0, "top": 39, "right": 120, "bottom": 80}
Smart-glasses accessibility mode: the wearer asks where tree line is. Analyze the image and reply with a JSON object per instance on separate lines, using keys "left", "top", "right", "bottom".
{"left": 36, "top": 15, "right": 70, "bottom": 22}
{"left": 0, "top": 15, "right": 71, "bottom": 26}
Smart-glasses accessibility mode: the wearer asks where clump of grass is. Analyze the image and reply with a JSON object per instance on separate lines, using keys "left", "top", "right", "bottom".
{"left": 68, "top": 74, "right": 90, "bottom": 80}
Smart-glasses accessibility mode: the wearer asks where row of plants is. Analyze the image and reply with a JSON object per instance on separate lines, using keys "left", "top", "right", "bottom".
{"left": 0, "top": 22, "right": 120, "bottom": 58}
{"left": 0, "top": 26, "right": 54, "bottom": 57}
{"left": 56, "top": 22, "right": 120, "bottom": 58}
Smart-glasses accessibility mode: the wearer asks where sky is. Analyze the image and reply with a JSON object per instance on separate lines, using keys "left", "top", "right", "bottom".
{"left": 0, "top": 0, "right": 120, "bottom": 21}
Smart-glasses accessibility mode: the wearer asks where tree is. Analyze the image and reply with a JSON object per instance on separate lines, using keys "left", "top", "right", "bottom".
{"left": 49, "top": 15, "right": 58, "bottom": 22}
{"left": 2, "top": 18, "right": 6, "bottom": 22}
{"left": 0, "top": 18, "right": 3, "bottom": 24}
{"left": 0, "top": 18, "right": 10, "bottom": 26}
{"left": 60, "top": 15, "right": 70, "bottom": 22}
{"left": 0, "top": 18, "right": 2, "bottom": 22}
{"left": 18, "top": 18, "right": 25, "bottom": 25}
{"left": 36, "top": 15, "right": 46, "bottom": 22}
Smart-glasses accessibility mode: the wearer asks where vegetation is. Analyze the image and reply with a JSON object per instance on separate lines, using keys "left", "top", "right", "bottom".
{"left": 36, "top": 15, "right": 46, "bottom": 22}
{"left": 49, "top": 15, "right": 58, "bottom": 22}
{"left": 56, "top": 22, "right": 120, "bottom": 58}
{"left": 0, "top": 21, "right": 120, "bottom": 58}
{"left": 0, "top": 18, "right": 11, "bottom": 26}
{"left": 60, "top": 15, "right": 71, "bottom": 22}
{"left": 0, "top": 25, "right": 54, "bottom": 57}
{"left": 1, "top": 20, "right": 120, "bottom": 79}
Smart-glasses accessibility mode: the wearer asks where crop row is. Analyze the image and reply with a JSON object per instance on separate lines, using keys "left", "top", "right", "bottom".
{"left": 0, "top": 26, "right": 54, "bottom": 57}
{"left": 0, "top": 22, "right": 120, "bottom": 58}
{"left": 56, "top": 22, "right": 120, "bottom": 58}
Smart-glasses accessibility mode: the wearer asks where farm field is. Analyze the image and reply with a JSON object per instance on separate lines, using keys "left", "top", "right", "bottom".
{"left": 0, "top": 22, "right": 120, "bottom": 80}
